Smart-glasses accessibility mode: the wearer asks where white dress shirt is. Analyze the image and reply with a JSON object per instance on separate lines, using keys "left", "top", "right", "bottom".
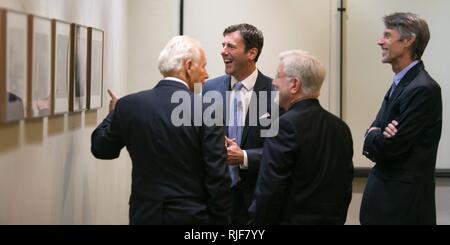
{"left": 229, "top": 68, "right": 259, "bottom": 169}
{"left": 163, "top": 77, "right": 189, "bottom": 89}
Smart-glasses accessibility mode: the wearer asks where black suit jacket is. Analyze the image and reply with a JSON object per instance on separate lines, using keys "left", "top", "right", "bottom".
{"left": 250, "top": 99, "right": 354, "bottom": 224}
{"left": 91, "top": 80, "right": 232, "bottom": 224}
{"left": 361, "top": 61, "right": 442, "bottom": 225}
{"left": 202, "top": 71, "right": 276, "bottom": 213}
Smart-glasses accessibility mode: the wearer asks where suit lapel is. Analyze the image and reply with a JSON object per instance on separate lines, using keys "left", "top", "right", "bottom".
{"left": 389, "top": 61, "right": 423, "bottom": 103}
{"left": 221, "top": 76, "right": 231, "bottom": 135}
{"left": 240, "top": 71, "right": 270, "bottom": 147}
{"left": 382, "top": 61, "right": 424, "bottom": 123}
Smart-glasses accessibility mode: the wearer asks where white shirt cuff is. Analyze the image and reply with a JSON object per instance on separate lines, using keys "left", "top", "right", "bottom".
{"left": 240, "top": 150, "right": 248, "bottom": 169}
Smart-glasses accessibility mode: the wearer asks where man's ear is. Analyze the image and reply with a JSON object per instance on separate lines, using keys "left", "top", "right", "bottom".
{"left": 247, "top": 48, "right": 258, "bottom": 61}
{"left": 183, "top": 59, "right": 195, "bottom": 91}
{"left": 404, "top": 34, "right": 416, "bottom": 48}
{"left": 290, "top": 77, "right": 301, "bottom": 93}
{"left": 184, "top": 59, "right": 193, "bottom": 73}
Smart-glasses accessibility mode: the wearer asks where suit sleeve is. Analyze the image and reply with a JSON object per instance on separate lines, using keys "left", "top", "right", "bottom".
{"left": 370, "top": 90, "right": 391, "bottom": 128}
{"left": 246, "top": 148, "right": 262, "bottom": 174}
{"left": 250, "top": 117, "right": 296, "bottom": 224}
{"left": 363, "top": 86, "right": 438, "bottom": 162}
{"left": 246, "top": 105, "right": 284, "bottom": 175}
{"left": 91, "top": 104, "right": 125, "bottom": 159}
{"left": 201, "top": 121, "right": 233, "bottom": 224}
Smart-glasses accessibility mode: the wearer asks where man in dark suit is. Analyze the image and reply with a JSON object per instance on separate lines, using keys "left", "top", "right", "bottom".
{"left": 250, "top": 50, "right": 354, "bottom": 224}
{"left": 203, "top": 23, "right": 276, "bottom": 224}
{"left": 361, "top": 12, "right": 442, "bottom": 225}
{"left": 91, "top": 36, "right": 232, "bottom": 225}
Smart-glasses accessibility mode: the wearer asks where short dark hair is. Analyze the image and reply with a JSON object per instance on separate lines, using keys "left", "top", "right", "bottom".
{"left": 383, "top": 12, "right": 430, "bottom": 60}
{"left": 223, "top": 23, "right": 264, "bottom": 62}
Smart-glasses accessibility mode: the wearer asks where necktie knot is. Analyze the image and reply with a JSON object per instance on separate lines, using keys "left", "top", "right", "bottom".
{"left": 234, "top": 82, "right": 243, "bottom": 91}
{"left": 389, "top": 81, "right": 397, "bottom": 98}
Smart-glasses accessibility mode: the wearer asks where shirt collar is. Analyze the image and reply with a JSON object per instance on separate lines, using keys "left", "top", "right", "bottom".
{"left": 393, "top": 60, "right": 420, "bottom": 85}
{"left": 163, "top": 77, "right": 189, "bottom": 89}
{"left": 230, "top": 68, "right": 258, "bottom": 91}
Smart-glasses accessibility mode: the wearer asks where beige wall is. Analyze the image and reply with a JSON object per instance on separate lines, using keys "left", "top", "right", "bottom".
{"left": 127, "top": 0, "right": 179, "bottom": 93}
{"left": 343, "top": 0, "right": 450, "bottom": 169}
{"left": 184, "top": 0, "right": 341, "bottom": 114}
{"left": 1, "top": 0, "right": 449, "bottom": 225}
{"left": 0, "top": 0, "right": 130, "bottom": 224}
{"left": 0, "top": 0, "right": 180, "bottom": 225}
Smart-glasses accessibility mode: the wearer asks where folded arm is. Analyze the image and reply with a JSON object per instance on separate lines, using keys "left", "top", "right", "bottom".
{"left": 363, "top": 87, "right": 435, "bottom": 162}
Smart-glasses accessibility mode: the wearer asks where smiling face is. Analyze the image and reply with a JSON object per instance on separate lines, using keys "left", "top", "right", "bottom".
{"left": 377, "top": 27, "right": 414, "bottom": 72}
{"left": 221, "top": 31, "right": 257, "bottom": 81}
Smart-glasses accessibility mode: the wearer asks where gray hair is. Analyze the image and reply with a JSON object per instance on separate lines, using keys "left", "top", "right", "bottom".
{"left": 279, "top": 50, "right": 326, "bottom": 95}
{"left": 383, "top": 12, "right": 430, "bottom": 60}
{"left": 158, "top": 36, "right": 202, "bottom": 75}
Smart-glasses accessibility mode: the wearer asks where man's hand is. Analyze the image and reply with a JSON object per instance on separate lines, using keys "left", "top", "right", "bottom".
{"left": 383, "top": 120, "right": 399, "bottom": 138}
{"left": 107, "top": 89, "right": 118, "bottom": 112}
{"left": 225, "top": 136, "right": 243, "bottom": 166}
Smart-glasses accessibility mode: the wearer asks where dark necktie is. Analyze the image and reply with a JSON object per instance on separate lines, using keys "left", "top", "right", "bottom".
{"left": 389, "top": 81, "right": 397, "bottom": 98}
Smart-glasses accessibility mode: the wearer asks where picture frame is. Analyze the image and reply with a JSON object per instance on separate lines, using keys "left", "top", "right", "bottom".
{"left": 69, "top": 24, "right": 88, "bottom": 112}
{"left": 0, "top": 9, "right": 28, "bottom": 123}
{"left": 51, "top": 20, "right": 71, "bottom": 115}
{"left": 27, "top": 15, "right": 52, "bottom": 118}
{"left": 87, "top": 27, "right": 104, "bottom": 110}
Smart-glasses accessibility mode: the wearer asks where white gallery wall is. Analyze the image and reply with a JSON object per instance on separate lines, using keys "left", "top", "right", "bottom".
{"left": 343, "top": 0, "right": 450, "bottom": 225}
{"left": 0, "top": 0, "right": 449, "bottom": 225}
{"left": 184, "top": 0, "right": 341, "bottom": 115}
{"left": 344, "top": 0, "right": 450, "bottom": 170}
{"left": 0, "top": 0, "right": 131, "bottom": 224}
{"left": 0, "top": 0, "right": 181, "bottom": 225}
{"left": 127, "top": 0, "right": 179, "bottom": 93}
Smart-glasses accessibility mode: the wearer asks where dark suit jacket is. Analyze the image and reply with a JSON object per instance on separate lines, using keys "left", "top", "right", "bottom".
{"left": 250, "top": 99, "right": 354, "bottom": 224}
{"left": 202, "top": 71, "right": 275, "bottom": 217}
{"left": 361, "top": 61, "right": 442, "bottom": 225}
{"left": 91, "top": 80, "right": 232, "bottom": 225}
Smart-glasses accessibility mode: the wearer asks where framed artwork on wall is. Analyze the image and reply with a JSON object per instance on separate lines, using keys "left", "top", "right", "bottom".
{"left": 87, "top": 27, "right": 104, "bottom": 110}
{"left": 69, "top": 24, "right": 88, "bottom": 112}
{"left": 0, "top": 9, "right": 28, "bottom": 123}
{"left": 27, "top": 15, "right": 52, "bottom": 118}
{"left": 51, "top": 20, "right": 71, "bottom": 115}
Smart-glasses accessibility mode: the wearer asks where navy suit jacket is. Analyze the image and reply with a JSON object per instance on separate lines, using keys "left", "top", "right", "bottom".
{"left": 361, "top": 61, "right": 442, "bottom": 224}
{"left": 91, "top": 80, "right": 232, "bottom": 224}
{"left": 251, "top": 99, "right": 354, "bottom": 224}
{"left": 203, "top": 71, "right": 275, "bottom": 210}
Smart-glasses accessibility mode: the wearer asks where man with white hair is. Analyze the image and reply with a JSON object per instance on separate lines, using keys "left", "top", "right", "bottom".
{"left": 91, "top": 36, "right": 232, "bottom": 224}
{"left": 250, "top": 50, "right": 354, "bottom": 224}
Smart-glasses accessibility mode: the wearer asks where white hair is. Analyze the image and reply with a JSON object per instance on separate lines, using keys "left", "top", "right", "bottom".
{"left": 158, "top": 35, "right": 202, "bottom": 75}
{"left": 279, "top": 50, "right": 326, "bottom": 95}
